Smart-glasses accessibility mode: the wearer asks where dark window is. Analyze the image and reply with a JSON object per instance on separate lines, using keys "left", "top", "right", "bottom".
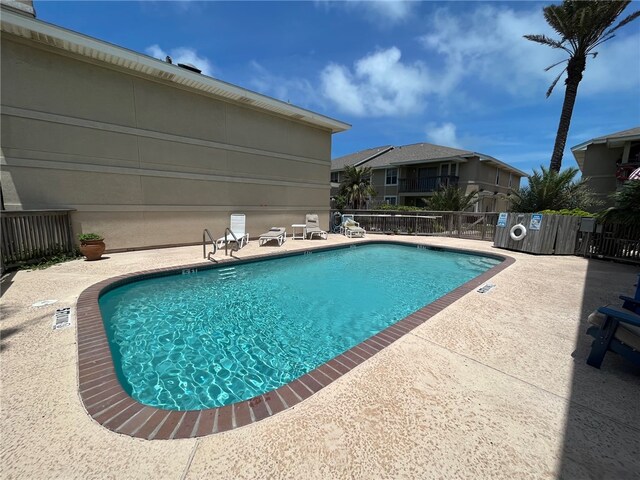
{"left": 385, "top": 168, "right": 398, "bottom": 185}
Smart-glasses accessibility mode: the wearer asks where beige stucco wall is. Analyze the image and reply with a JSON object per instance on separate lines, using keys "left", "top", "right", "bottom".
{"left": 1, "top": 37, "right": 335, "bottom": 250}
{"left": 581, "top": 143, "right": 622, "bottom": 209}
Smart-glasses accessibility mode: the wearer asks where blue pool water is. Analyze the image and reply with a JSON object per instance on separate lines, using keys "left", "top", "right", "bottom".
{"left": 99, "top": 243, "right": 500, "bottom": 410}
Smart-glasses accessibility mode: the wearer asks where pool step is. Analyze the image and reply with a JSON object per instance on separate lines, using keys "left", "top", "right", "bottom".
{"left": 218, "top": 267, "right": 237, "bottom": 279}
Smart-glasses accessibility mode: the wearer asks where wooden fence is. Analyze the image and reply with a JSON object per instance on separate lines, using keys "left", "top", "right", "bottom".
{"left": 1, "top": 209, "right": 76, "bottom": 269}
{"left": 575, "top": 222, "right": 640, "bottom": 264}
{"left": 333, "top": 210, "right": 499, "bottom": 241}
{"left": 493, "top": 213, "right": 580, "bottom": 255}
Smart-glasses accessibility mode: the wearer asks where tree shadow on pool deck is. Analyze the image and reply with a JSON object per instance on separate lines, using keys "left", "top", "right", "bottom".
{"left": 559, "top": 259, "right": 640, "bottom": 480}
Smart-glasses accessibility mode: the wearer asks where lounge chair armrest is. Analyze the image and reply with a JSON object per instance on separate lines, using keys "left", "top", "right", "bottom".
{"left": 620, "top": 295, "right": 640, "bottom": 309}
{"left": 598, "top": 305, "right": 640, "bottom": 328}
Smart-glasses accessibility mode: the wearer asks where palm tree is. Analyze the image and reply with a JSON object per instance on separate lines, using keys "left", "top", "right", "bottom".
{"left": 597, "top": 180, "right": 640, "bottom": 225}
{"left": 510, "top": 165, "right": 599, "bottom": 212}
{"left": 525, "top": 1, "right": 639, "bottom": 172}
{"left": 425, "top": 185, "right": 478, "bottom": 211}
{"left": 339, "top": 165, "right": 377, "bottom": 209}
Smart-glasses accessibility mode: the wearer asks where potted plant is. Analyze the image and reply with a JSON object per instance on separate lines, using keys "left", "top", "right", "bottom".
{"left": 78, "top": 233, "right": 105, "bottom": 261}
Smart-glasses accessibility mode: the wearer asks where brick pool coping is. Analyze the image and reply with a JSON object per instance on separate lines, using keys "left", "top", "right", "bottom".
{"left": 76, "top": 240, "right": 515, "bottom": 440}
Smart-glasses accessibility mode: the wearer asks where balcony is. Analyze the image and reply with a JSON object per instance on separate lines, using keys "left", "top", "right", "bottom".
{"left": 398, "top": 175, "right": 459, "bottom": 193}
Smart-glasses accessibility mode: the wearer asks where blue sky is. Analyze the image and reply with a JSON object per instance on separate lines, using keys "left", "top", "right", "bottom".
{"left": 35, "top": 1, "right": 640, "bottom": 175}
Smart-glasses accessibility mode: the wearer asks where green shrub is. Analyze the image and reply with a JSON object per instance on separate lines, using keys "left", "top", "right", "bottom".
{"left": 538, "top": 209, "right": 594, "bottom": 217}
{"left": 377, "top": 204, "right": 424, "bottom": 211}
{"left": 78, "top": 233, "right": 103, "bottom": 242}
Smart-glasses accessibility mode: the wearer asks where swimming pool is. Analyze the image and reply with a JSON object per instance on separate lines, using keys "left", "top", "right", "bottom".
{"left": 98, "top": 243, "right": 501, "bottom": 411}
{"left": 77, "top": 241, "right": 513, "bottom": 438}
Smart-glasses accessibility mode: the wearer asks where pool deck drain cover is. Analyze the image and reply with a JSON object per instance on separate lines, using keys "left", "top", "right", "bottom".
{"left": 32, "top": 299, "right": 58, "bottom": 308}
{"left": 53, "top": 307, "right": 72, "bottom": 330}
{"left": 477, "top": 283, "right": 496, "bottom": 294}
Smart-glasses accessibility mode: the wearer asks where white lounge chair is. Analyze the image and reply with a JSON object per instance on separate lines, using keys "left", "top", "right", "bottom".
{"left": 341, "top": 214, "right": 366, "bottom": 238}
{"left": 216, "top": 214, "right": 249, "bottom": 250}
{"left": 305, "top": 214, "right": 327, "bottom": 240}
{"left": 259, "top": 227, "right": 287, "bottom": 246}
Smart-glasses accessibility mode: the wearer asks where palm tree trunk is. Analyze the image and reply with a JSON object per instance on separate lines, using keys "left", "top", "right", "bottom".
{"left": 550, "top": 58, "right": 585, "bottom": 173}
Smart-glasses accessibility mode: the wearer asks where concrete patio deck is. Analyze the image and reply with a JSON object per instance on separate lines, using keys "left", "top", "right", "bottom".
{"left": 1, "top": 235, "right": 638, "bottom": 479}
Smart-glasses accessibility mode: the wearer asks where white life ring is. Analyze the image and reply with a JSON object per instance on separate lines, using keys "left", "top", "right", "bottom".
{"left": 510, "top": 223, "right": 527, "bottom": 241}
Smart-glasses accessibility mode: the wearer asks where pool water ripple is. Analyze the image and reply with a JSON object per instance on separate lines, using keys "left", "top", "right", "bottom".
{"left": 99, "top": 244, "right": 501, "bottom": 410}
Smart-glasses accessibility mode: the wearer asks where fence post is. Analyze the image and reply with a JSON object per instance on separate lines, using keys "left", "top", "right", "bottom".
{"left": 457, "top": 213, "right": 462, "bottom": 238}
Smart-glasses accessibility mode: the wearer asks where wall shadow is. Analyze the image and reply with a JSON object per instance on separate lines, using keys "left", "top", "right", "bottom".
{"left": 559, "top": 259, "right": 640, "bottom": 479}
{"left": 0, "top": 271, "right": 17, "bottom": 298}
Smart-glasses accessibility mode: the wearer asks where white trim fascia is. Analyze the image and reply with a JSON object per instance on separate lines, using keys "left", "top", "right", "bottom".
{"left": 477, "top": 157, "right": 528, "bottom": 177}
{"left": 388, "top": 156, "right": 469, "bottom": 167}
{"left": 353, "top": 146, "right": 395, "bottom": 168}
{"left": 0, "top": 9, "right": 350, "bottom": 134}
{"left": 571, "top": 132, "right": 640, "bottom": 152}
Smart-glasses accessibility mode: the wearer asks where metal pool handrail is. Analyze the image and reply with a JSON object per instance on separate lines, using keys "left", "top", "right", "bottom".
{"left": 202, "top": 229, "right": 218, "bottom": 262}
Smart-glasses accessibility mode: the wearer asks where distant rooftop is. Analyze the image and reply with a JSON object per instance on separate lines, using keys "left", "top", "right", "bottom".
{"left": 332, "top": 142, "right": 527, "bottom": 176}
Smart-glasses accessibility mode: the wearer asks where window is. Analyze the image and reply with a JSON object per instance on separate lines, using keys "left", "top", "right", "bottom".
{"left": 330, "top": 171, "right": 339, "bottom": 183}
{"left": 385, "top": 168, "right": 398, "bottom": 185}
{"left": 508, "top": 173, "right": 513, "bottom": 189}
{"left": 495, "top": 167, "right": 500, "bottom": 185}
{"left": 384, "top": 196, "right": 397, "bottom": 206}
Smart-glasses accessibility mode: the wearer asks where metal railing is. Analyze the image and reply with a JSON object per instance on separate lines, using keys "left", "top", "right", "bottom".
{"left": 575, "top": 222, "right": 640, "bottom": 264}
{"left": 332, "top": 210, "right": 498, "bottom": 241}
{"left": 202, "top": 229, "right": 218, "bottom": 262}
{"left": 223, "top": 228, "right": 239, "bottom": 256}
{"left": 398, "top": 176, "right": 459, "bottom": 193}
{"left": 1, "top": 209, "right": 76, "bottom": 269}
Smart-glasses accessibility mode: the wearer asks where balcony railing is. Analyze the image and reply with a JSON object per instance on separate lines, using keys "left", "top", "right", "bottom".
{"left": 398, "top": 176, "right": 459, "bottom": 193}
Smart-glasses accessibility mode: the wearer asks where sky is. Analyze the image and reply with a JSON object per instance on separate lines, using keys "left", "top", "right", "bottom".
{"left": 34, "top": 0, "right": 640, "bottom": 176}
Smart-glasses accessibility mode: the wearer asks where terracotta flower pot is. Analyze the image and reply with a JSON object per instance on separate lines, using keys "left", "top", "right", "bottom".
{"left": 79, "top": 239, "right": 105, "bottom": 261}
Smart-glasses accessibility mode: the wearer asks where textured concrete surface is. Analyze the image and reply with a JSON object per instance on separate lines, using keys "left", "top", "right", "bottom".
{"left": 1, "top": 234, "right": 639, "bottom": 479}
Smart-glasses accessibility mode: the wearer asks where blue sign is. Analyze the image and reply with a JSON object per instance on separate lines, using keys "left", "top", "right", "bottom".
{"left": 497, "top": 212, "right": 508, "bottom": 228}
{"left": 529, "top": 214, "right": 543, "bottom": 231}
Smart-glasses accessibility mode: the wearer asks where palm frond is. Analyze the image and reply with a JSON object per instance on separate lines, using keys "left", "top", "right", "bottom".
{"left": 523, "top": 34, "right": 568, "bottom": 51}
{"left": 544, "top": 58, "right": 568, "bottom": 72}
{"left": 602, "top": 8, "right": 640, "bottom": 37}
{"left": 546, "top": 67, "right": 567, "bottom": 98}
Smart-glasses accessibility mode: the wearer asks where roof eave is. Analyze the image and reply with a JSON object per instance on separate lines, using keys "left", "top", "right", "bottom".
{"left": 388, "top": 156, "right": 469, "bottom": 166}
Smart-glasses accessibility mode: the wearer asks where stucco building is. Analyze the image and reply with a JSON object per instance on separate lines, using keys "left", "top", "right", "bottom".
{"left": 0, "top": 2, "right": 349, "bottom": 250}
{"left": 331, "top": 143, "right": 526, "bottom": 212}
{"left": 571, "top": 127, "right": 640, "bottom": 208}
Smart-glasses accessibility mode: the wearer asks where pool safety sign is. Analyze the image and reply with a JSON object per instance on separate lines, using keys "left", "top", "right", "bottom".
{"left": 497, "top": 212, "right": 508, "bottom": 228}
{"left": 529, "top": 214, "right": 543, "bottom": 231}
{"left": 53, "top": 307, "right": 72, "bottom": 330}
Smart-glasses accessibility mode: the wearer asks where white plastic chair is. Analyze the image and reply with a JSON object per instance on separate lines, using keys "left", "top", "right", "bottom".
{"left": 216, "top": 214, "right": 249, "bottom": 249}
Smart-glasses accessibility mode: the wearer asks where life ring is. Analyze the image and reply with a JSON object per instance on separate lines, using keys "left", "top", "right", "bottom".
{"left": 510, "top": 223, "right": 527, "bottom": 241}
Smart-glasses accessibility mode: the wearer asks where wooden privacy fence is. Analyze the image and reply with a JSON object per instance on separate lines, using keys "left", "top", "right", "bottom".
{"left": 333, "top": 210, "right": 499, "bottom": 241}
{"left": 1, "top": 209, "right": 76, "bottom": 269}
{"left": 493, "top": 213, "right": 580, "bottom": 255}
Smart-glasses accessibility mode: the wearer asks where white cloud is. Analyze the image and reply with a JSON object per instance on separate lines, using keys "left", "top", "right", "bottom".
{"left": 354, "top": 0, "right": 416, "bottom": 24}
{"left": 320, "top": 47, "right": 434, "bottom": 116}
{"left": 579, "top": 33, "right": 640, "bottom": 94}
{"left": 316, "top": 0, "right": 416, "bottom": 25}
{"left": 426, "top": 122, "right": 461, "bottom": 148}
{"left": 248, "top": 61, "right": 316, "bottom": 106}
{"left": 145, "top": 44, "right": 214, "bottom": 77}
{"left": 419, "top": 5, "right": 640, "bottom": 98}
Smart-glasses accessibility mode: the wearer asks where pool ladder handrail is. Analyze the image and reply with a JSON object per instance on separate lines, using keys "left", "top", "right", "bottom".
{"left": 202, "top": 229, "right": 218, "bottom": 262}
{"left": 223, "top": 228, "right": 240, "bottom": 257}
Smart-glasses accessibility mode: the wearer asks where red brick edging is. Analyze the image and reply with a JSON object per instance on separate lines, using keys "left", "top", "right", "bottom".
{"left": 76, "top": 241, "right": 515, "bottom": 439}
